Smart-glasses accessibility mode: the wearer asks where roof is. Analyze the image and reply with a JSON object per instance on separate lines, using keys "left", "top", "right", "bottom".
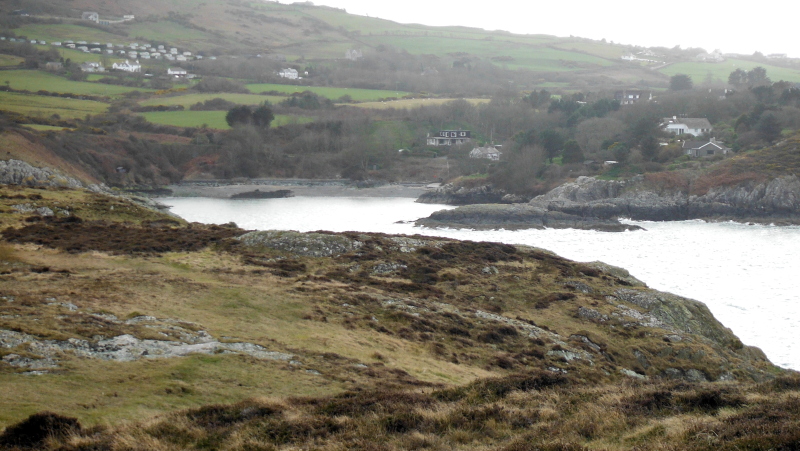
{"left": 470, "top": 146, "right": 502, "bottom": 156}
{"left": 663, "top": 118, "right": 712, "bottom": 129}
{"left": 682, "top": 140, "right": 730, "bottom": 151}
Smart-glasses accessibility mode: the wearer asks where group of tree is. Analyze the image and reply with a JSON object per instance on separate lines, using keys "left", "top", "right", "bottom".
{"left": 225, "top": 103, "right": 275, "bottom": 130}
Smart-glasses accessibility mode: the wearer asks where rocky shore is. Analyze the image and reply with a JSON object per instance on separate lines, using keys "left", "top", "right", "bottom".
{"left": 416, "top": 183, "right": 528, "bottom": 205}
{"left": 417, "top": 175, "right": 800, "bottom": 230}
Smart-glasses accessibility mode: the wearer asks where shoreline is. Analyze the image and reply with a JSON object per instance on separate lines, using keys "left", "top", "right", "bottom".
{"left": 165, "top": 182, "right": 430, "bottom": 199}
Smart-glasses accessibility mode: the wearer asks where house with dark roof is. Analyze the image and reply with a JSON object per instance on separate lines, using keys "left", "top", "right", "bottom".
{"left": 426, "top": 130, "right": 471, "bottom": 146}
{"left": 682, "top": 138, "right": 732, "bottom": 157}
{"left": 662, "top": 117, "right": 713, "bottom": 137}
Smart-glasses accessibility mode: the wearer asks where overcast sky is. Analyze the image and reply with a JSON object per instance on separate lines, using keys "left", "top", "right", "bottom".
{"left": 279, "top": 0, "right": 798, "bottom": 57}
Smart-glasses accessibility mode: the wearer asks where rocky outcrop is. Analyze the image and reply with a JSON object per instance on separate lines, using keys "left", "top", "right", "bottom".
{"left": 0, "top": 315, "right": 294, "bottom": 373}
{"left": 416, "top": 184, "right": 523, "bottom": 205}
{"left": 533, "top": 175, "right": 800, "bottom": 222}
{"left": 237, "top": 230, "right": 363, "bottom": 257}
{"left": 0, "top": 159, "right": 106, "bottom": 192}
{"left": 416, "top": 203, "right": 642, "bottom": 231}
{"left": 417, "top": 175, "right": 800, "bottom": 230}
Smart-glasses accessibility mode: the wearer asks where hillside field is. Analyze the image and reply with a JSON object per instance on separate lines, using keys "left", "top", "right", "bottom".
{"left": 0, "top": 91, "right": 108, "bottom": 119}
{"left": 659, "top": 58, "right": 800, "bottom": 84}
{"left": 140, "top": 110, "right": 313, "bottom": 129}
{"left": 246, "top": 83, "right": 411, "bottom": 101}
{"left": 0, "top": 70, "right": 151, "bottom": 96}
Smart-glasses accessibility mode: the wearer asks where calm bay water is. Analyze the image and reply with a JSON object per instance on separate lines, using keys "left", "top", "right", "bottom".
{"left": 160, "top": 196, "right": 800, "bottom": 370}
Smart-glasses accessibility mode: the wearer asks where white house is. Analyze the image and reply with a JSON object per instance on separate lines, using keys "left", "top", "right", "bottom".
{"left": 112, "top": 60, "right": 141, "bottom": 73}
{"left": 469, "top": 145, "right": 502, "bottom": 161}
{"left": 167, "top": 67, "right": 188, "bottom": 78}
{"left": 82, "top": 11, "right": 99, "bottom": 23}
{"left": 80, "top": 62, "right": 104, "bottom": 73}
{"left": 662, "top": 117, "right": 713, "bottom": 137}
{"left": 345, "top": 49, "right": 363, "bottom": 61}
{"left": 278, "top": 68, "right": 299, "bottom": 79}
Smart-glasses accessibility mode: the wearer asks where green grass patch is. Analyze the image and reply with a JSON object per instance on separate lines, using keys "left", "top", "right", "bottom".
{"left": 139, "top": 93, "right": 285, "bottom": 108}
{"left": 0, "top": 54, "right": 23, "bottom": 67}
{"left": 659, "top": 59, "right": 800, "bottom": 84}
{"left": 245, "top": 83, "right": 410, "bottom": 101}
{"left": 0, "top": 91, "right": 108, "bottom": 119}
{"left": 0, "top": 70, "right": 152, "bottom": 96}
{"left": 140, "top": 110, "right": 312, "bottom": 129}
{"left": 346, "top": 98, "right": 490, "bottom": 110}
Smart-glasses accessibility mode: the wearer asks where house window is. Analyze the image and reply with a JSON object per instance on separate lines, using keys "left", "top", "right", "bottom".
{"left": 707, "top": 149, "right": 714, "bottom": 155}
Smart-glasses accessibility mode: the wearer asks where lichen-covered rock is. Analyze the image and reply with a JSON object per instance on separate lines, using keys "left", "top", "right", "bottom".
{"left": 0, "top": 159, "right": 84, "bottom": 189}
{"left": 611, "top": 288, "right": 754, "bottom": 355}
{"left": 585, "top": 262, "right": 647, "bottom": 287}
{"left": 237, "top": 230, "right": 363, "bottom": 257}
{"left": 416, "top": 183, "right": 510, "bottom": 205}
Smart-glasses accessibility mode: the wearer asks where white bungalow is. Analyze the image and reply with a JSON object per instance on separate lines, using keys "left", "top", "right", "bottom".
{"left": 112, "top": 60, "right": 141, "bottom": 73}
{"left": 469, "top": 145, "right": 502, "bottom": 161}
{"left": 278, "top": 68, "right": 299, "bottom": 79}
{"left": 167, "top": 67, "right": 188, "bottom": 78}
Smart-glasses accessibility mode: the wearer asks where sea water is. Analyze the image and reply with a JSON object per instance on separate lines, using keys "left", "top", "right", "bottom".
{"left": 160, "top": 196, "right": 800, "bottom": 370}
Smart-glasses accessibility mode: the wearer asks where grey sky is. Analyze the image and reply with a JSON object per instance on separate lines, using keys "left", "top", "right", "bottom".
{"left": 279, "top": 0, "right": 798, "bottom": 57}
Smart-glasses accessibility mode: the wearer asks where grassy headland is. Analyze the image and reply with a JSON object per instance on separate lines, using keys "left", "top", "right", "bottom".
{"left": 0, "top": 184, "right": 795, "bottom": 450}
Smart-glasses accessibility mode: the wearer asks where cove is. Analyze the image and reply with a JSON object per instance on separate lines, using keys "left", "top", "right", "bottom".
{"left": 160, "top": 196, "right": 800, "bottom": 370}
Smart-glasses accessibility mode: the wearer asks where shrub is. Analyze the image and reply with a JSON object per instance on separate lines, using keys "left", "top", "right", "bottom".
{"left": 0, "top": 412, "right": 81, "bottom": 448}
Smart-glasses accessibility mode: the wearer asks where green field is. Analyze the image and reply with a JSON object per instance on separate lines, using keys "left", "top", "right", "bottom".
{"left": 0, "top": 54, "right": 23, "bottom": 67}
{"left": 552, "top": 40, "right": 627, "bottom": 60}
{"left": 660, "top": 59, "right": 800, "bottom": 84}
{"left": 0, "top": 70, "right": 152, "bottom": 96}
{"left": 15, "top": 23, "right": 127, "bottom": 46}
{"left": 140, "top": 111, "right": 312, "bottom": 129}
{"left": 346, "top": 98, "right": 490, "bottom": 109}
{"left": 362, "top": 35, "right": 613, "bottom": 71}
{"left": 139, "top": 93, "right": 285, "bottom": 108}
{"left": 0, "top": 91, "right": 108, "bottom": 119}
{"left": 245, "top": 83, "right": 410, "bottom": 101}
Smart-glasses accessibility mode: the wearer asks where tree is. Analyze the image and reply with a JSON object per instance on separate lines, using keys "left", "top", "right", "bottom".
{"left": 539, "top": 129, "right": 564, "bottom": 162}
{"left": 562, "top": 140, "right": 584, "bottom": 164}
{"left": 669, "top": 74, "right": 693, "bottom": 91}
{"left": 756, "top": 113, "right": 782, "bottom": 143}
{"left": 251, "top": 103, "right": 275, "bottom": 129}
{"left": 748, "top": 66, "right": 771, "bottom": 87}
{"left": 225, "top": 105, "right": 254, "bottom": 127}
{"left": 728, "top": 68, "right": 747, "bottom": 87}
{"left": 640, "top": 136, "right": 660, "bottom": 161}
{"left": 609, "top": 142, "right": 630, "bottom": 163}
